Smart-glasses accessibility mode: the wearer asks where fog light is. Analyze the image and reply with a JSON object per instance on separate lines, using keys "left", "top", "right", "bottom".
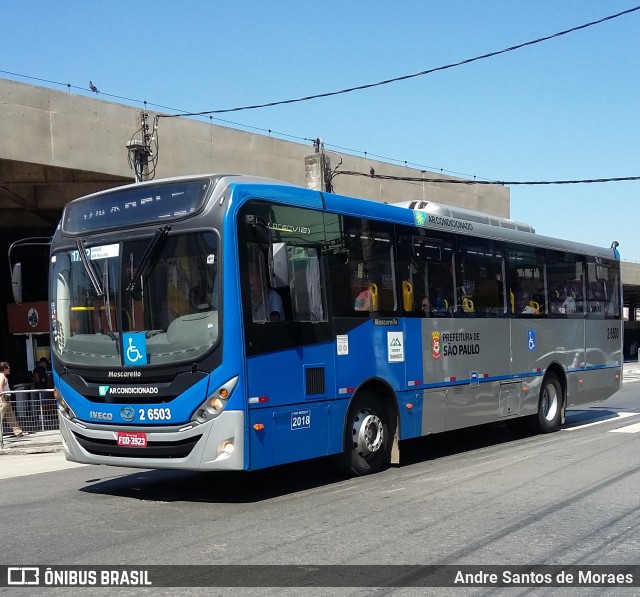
{"left": 218, "top": 439, "right": 235, "bottom": 457}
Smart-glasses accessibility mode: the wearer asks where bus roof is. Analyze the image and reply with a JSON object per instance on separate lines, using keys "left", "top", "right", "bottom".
{"left": 61, "top": 173, "right": 619, "bottom": 261}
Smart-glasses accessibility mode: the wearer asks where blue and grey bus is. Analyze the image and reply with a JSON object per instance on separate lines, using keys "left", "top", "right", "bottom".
{"left": 50, "top": 174, "right": 622, "bottom": 475}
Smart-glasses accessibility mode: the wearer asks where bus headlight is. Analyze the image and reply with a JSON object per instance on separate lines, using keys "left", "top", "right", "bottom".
{"left": 193, "top": 376, "right": 238, "bottom": 423}
{"left": 57, "top": 394, "right": 77, "bottom": 420}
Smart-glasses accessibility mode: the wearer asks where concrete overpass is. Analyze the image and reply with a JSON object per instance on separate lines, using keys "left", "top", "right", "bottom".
{"left": 0, "top": 78, "right": 509, "bottom": 230}
{"left": 1, "top": 77, "right": 638, "bottom": 373}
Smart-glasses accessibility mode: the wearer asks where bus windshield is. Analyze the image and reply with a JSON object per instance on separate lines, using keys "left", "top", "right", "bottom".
{"left": 50, "top": 231, "right": 219, "bottom": 367}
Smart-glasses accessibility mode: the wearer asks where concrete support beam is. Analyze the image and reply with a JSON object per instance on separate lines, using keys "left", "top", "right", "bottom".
{"left": 0, "top": 78, "right": 510, "bottom": 221}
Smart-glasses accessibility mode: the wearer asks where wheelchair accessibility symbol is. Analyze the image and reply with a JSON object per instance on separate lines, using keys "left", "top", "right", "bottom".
{"left": 527, "top": 329, "right": 537, "bottom": 351}
{"left": 124, "top": 332, "right": 147, "bottom": 366}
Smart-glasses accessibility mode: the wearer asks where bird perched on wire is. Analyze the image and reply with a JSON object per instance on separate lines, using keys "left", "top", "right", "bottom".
{"left": 89, "top": 81, "right": 100, "bottom": 94}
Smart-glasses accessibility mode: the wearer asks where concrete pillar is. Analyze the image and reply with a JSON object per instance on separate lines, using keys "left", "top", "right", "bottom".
{"left": 305, "top": 152, "right": 332, "bottom": 192}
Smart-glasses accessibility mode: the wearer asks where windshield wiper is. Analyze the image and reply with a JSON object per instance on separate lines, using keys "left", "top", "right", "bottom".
{"left": 126, "top": 225, "right": 171, "bottom": 294}
{"left": 76, "top": 239, "right": 104, "bottom": 297}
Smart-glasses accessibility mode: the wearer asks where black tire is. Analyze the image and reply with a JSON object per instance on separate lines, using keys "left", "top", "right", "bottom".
{"left": 341, "top": 391, "right": 393, "bottom": 476}
{"left": 527, "top": 372, "right": 563, "bottom": 434}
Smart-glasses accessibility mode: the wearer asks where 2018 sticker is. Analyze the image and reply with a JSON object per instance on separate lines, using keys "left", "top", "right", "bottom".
{"left": 291, "top": 410, "right": 311, "bottom": 430}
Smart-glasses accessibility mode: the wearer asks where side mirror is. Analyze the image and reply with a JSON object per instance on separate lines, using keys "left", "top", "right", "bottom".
{"left": 11, "top": 262, "right": 22, "bottom": 304}
{"left": 269, "top": 242, "right": 289, "bottom": 288}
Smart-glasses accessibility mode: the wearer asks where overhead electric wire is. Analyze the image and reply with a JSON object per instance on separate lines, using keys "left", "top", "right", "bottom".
{"left": 334, "top": 170, "right": 640, "bottom": 186}
{"left": 2, "top": 5, "right": 639, "bottom": 185}
{"left": 159, "top": 5, "right": 640, "bottom": 117}
{"left": 0, "top": 66, "right": 486, "bottom": 180}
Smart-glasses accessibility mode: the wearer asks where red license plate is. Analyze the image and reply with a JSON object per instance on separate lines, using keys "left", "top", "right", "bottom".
{"left": 116, "top": 432, "right": 148, "bottom": 448}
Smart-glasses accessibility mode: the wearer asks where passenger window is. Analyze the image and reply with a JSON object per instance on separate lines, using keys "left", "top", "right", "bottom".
{"left": 548, "top": 251, "right": 586, "bottom": 318}
{"left": 456, "top": 238, "right": 506, "bottom": 317}
{"left": 287, "top": 246, "right": 326, "bottom": 322}
{"left": 586, "top": 257, "right": 621, "bottom": 320}
{"left": 331, "top": 217, "right": 396, "bottom": 317}
{"left": 247, "top": 244, "right": 275, "bottom": 323}
{"left": 397, "top": 230, "right": 455, "bottom": 318}
{"left": 506, "top": 244, "right": 547, "bottom": 317}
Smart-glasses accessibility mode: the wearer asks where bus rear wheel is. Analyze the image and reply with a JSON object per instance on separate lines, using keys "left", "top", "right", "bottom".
{"left": 341, "top": 392, "right": 392, "bottom": 476}
{"left": 527, "top": 372, "right": 563, "bottom": 434}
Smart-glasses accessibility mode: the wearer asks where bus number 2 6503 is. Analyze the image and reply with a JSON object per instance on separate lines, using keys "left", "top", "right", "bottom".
{"left": 138, "top": 407, "right": 172, "bottom": 421}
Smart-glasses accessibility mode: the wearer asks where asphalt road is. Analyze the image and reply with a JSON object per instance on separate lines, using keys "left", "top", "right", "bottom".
{"left": 2, "top": 382, "right": 639, "bottom": 596}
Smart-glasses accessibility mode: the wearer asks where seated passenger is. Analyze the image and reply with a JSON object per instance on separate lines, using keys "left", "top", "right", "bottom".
{"left": 431, "top": 296, "right": 449, "bottom": 316}
{"left": 519, "top": 293, "right": 538, "bottom": 315}
{"left": 354, "top": 287, "right": 372, "bottom": 312}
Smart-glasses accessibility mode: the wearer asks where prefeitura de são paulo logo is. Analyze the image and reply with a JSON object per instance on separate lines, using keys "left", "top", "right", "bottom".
{"left": 431, "top": 330, "right": 441, "bottom": 359}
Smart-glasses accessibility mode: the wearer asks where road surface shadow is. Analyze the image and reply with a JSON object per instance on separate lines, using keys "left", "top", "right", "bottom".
{"left": 563, "top": 406, "right": 635, "bottom": 429}
{"left": 79, "top": 422, "right": 519, "bottom": 503}
{"left": 79, "top": 407, "right": 625, "bottom": 503}
{"left": 80, "top": 458, "right": 347, "bottom": 504}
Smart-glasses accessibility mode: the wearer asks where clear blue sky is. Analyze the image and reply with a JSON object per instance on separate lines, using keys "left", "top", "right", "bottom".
{"left": 2, "top": 1, "right": 639, "bottom": 260}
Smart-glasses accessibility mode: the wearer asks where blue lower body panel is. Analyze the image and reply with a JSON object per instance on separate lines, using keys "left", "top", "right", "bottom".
{"left": 248, "top": 399, "right": 348, "bottom": 470}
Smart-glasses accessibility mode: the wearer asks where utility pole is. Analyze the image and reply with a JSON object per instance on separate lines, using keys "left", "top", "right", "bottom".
{"left": 126, "top": 111, "right": 154, "bottom": 183}
{"left": 304, "top": 138, "right": 332, "bottom": 193}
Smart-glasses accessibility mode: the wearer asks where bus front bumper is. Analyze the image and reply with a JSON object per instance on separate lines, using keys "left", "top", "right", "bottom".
{"left": 58, "top": 410, "right": 245, "bottom": 471}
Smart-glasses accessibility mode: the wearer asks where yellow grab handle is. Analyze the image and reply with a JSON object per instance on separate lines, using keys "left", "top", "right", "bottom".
{"left": 369, "top": 283, "right": 379, "bottom": 311}
{"left": 402, "top": 280, "right": 413, "bottom": 311}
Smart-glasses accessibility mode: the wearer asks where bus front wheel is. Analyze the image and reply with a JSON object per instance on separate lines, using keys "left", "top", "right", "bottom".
{"left": 341, "top": 392, "right": 392, "bottom": 476}
{"left": 528, "top": 372, "right": 563, "bottom": 434}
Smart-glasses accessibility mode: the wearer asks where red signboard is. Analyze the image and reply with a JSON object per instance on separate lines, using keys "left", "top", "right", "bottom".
{"left": 7, "top": 301, "right": 50, "bottom": 334}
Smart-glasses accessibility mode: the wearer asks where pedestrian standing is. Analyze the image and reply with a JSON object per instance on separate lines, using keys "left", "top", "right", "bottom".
{"left": 33, "top": 356, "right": 51, "bottom": 417}
{"left": 0, "top": 362, "right": 28, "bottom": 437}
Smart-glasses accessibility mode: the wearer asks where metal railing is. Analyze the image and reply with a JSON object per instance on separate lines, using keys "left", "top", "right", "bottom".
{"left": 1, "top": 388, "right": 57, "bottom": 449}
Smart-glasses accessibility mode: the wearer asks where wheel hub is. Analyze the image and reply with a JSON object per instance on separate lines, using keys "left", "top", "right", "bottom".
{"left": 352, "top": 409, "right": 384, "bottom": 457}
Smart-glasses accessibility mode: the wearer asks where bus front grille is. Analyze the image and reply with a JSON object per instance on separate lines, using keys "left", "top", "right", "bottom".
{"left": 73, "top": 431, "right": 201, "bottom": 459}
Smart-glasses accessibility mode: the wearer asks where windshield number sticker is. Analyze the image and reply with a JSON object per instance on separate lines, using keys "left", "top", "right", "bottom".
{"left": 138, "top": 407, "right": 172, "bottom": 421}
{"left": 291, "top": 410, "right": 311, "bottom": 430}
